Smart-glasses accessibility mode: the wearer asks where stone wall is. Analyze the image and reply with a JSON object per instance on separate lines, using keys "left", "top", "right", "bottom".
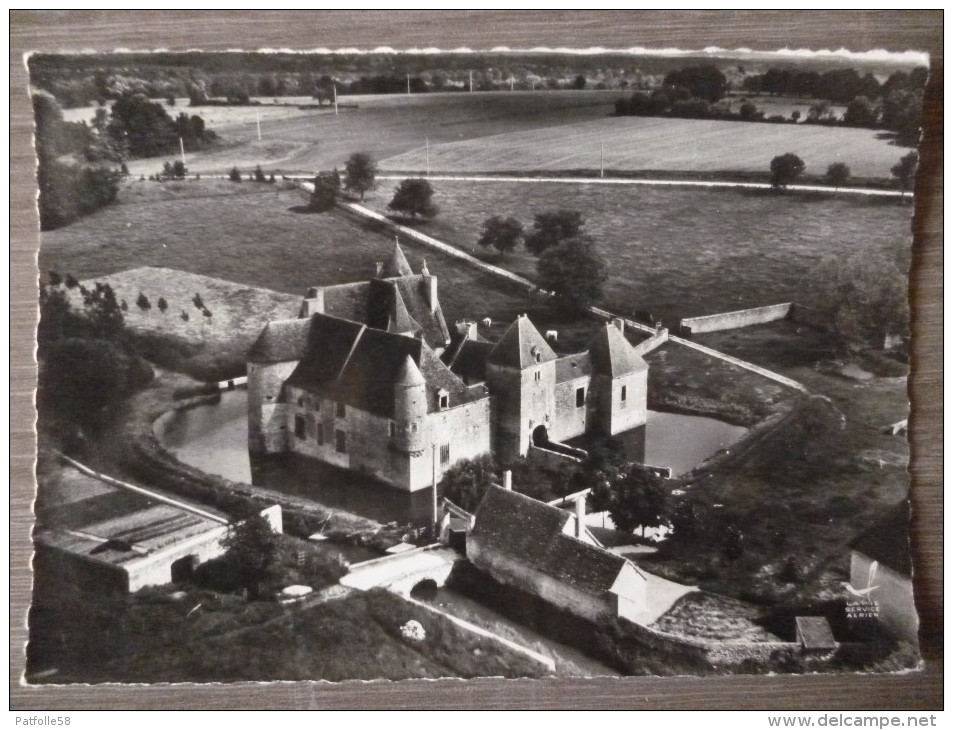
{"left": 468, "top": 538, "right": 611, "bottom": 623}
{"left": 247, "top": 360, "right": 298, "bottom": 452}
{"left": 679, "top": 303, "right": 793, "bottom": 335}
{"left": 551, "top": 376, "right": 589, "bottom": 442}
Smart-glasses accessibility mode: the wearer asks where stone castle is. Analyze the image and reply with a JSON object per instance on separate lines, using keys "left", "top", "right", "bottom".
{"left": 247, "top": 243, "right": 648, "bottom": 492}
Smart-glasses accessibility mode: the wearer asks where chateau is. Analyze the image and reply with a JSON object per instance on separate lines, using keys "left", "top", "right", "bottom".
{"left": 247, "top": 243, "right": 649, "bottom": 492}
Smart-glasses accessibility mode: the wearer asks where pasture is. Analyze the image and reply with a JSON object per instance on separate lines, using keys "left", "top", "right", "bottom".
{"left": 38, "top": 179, "right": 540, "bottom": 343}
{"left": 82, "top": 90, "right": 623, "bottom": 178}
{"left": 396, "top": 180, "right": 913, "bottom": 324}
{"left": 380, "top": 115, "right": 909, "bottom": 179}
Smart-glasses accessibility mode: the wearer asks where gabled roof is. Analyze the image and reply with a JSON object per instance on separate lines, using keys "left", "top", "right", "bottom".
{"left": 589, "top": 324, "right": 648, "bottom": 378}
{"left": 285, "top": 313, "right": 480, "bottom": 418}
{"left": 443, "top": 338, "right": 495, "bottom": 384}
{"left": 247, "top": 318, "right": 313, "bottom": 363}
{"left": 470, "top": 485, "right": 642, "bottom": 598}
{"left": 486, "top": 315, "right": 557, "bottom": 369}
{"left": 379, "top": 241, "right": 414, "bottom": 278}
{"left": 555, "top": 352, "right": 592, "bottom": 383}
{"left": 366, "top": 278, "right": 420, "bottom": 336}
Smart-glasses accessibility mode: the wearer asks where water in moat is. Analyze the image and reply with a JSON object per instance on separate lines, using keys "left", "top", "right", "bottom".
{"left": 156, "top": 390, "right": 747, "bottom": 525}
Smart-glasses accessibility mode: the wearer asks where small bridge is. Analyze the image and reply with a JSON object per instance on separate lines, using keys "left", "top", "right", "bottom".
{"left": 339, "top": 545, "right": 462, "bottom": 596}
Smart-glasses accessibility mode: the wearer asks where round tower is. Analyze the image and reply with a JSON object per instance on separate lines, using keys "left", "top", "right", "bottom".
{"left": 392, "top": 354, "right": 428, "bottom": 453}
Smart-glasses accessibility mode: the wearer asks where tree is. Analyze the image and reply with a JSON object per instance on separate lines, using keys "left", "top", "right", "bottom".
{"left": 310, "top": 169, "right": 341, "bottom": 212}
{"left": 524, "top": 210, "right": 584, "bottom": 256}
{"left": 157, "top": 297, "right": 168, "bottom": 313}
{"left": 890, "top": 151, "right": 918, "bottom": 196}
{"left": 739, "top": 101, "right": 759, "bottom": 120}
{"left": 769, "top": 153, "right": 805, "bottom": 189}
{"left": 605, "top": 466, "right": 668, "bottom": 537}
{"left": 221, "top": 514, "right": 281, "bottom": 596}
{"left": 135, "top": 292, "right": 151, "bottom": 311}
{"left": 439, "top": 454, "right": 499, "bottom": 513}
{"left": 573, "top": 74, "right": 587, "bottom": 90}
{"left": 387, "top": 178, "right": 438, "bottom": 220}
{"left": 254, "top": 164, "right": 267, "bottom": 183}
{"left": 228, "top": 166, "right": 242, "bottom": 183}
{"left": 843, "top": 95, "right": 878, "bottom": 127}
{"left": 663, "top": 65, "right": 728, "bottom": 102}
{"left": 825, "top": 162, "right": 851, "bottom": 191}
{"left": 477, "top": 215, "right": 523, "bottom": 259}
{"left": 536, "top": 235, "right": 608, "bottom": 316}
{"left": 344, "top": 151, "right": 377, "bottom": 201}
{"left": 804, "top": 252, "right": 908, "bottom": 351}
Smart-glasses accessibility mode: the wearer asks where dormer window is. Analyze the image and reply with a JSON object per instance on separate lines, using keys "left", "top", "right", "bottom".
{"left": 531, "top": 345, "right": 541, "bottom": 363}
{"left": 437, "top": 388, "right": 449, "bottom": 410}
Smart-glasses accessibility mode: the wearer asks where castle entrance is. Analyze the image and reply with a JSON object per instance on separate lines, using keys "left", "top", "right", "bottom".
{"left": 532, "top": 425, "right": 549, "bottom": 447}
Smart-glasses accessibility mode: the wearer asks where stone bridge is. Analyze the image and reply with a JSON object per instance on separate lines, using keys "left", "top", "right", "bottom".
{"left": 339, "top": 545, "right": 462, "bottom": 596}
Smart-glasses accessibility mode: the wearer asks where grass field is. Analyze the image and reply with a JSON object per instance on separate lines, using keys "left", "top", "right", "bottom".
{"left": 390, "top": 180, "right": 913, "bottom": 323}
{"left": 38, "top": 179, "right": 559, "bottom": 356}
{"left": 94, "top": 91, "right": 623, "bottom": 178}
{"left": 380, "top": 114, "right": 909, "bottom": 179}
{"left": 27, "top": 582, "right": 549, "bottom": 683}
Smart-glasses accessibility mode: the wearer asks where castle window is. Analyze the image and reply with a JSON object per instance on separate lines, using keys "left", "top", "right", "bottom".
{"left": 317, "top": 423, "right": 324, "bottom": 445}
{"left": 621, "top": 385, "right": 628, "bottom": 403}
{"left": 389, "top": 421, "right": 397, "bottom": 438}
{"left": 534, "top": 370, "right": 541, "bottom": 382}
{"left": 306, "top": 414, "right": 316, "bottom": 439}
{"left": 297, "top": 395, "right": 305, "bottom": 407}
{"left": 336, "top": 402, "right": 346, "bottom": 418}
{"left": 576, "top": 387, "right": 586, "bottom": 408}
{"left": 335, "top": 430, "right": 347, "bottom": 453}
{"left": 440, "top": 443, "right": 450, "bottom": 466}
{"left": 438, "top": 390, "right": 449, "bottom": 410}
{"left": 294, "top": 415, "right": 306, "bottom": 440}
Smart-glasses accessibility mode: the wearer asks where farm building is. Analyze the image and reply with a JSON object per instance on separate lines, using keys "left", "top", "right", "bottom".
{"left": 33, "top": 479, "right": 282, "bottom": 594}
{"left": 247, "top": 242, "right": 649, "bottom": 492}
{"left": 849, "top": 502, "right": 919, "bottom": 645}
{"left": 467, "top": 484, "right": 647, "bottom": 623}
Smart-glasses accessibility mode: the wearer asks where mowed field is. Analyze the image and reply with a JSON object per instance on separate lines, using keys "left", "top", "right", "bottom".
{"left": 396, "top": 180, "right": 913, "bottom": 323}
{"left": 38, "top": 179, "right": 539, "bottom": 334}
{"left": 380, "top": 115, "right": 907, "bottom": 179}
{"left": 90, "top": 91, "right": 623, "bottom": 178}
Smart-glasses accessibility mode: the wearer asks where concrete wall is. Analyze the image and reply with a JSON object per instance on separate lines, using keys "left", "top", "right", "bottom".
{"left": 850, "top": 552, "right": 919, "bottom": 645}
{"left": 248, "top": 360, "right": 298, "bottom": 452}
{"left": 679, "top": 303, "right": 793, "bottom": 335}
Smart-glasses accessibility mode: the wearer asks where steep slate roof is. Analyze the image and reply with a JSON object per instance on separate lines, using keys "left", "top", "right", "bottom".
{"left": 366, "top": 278, "right": 420, "bottom": 336}
{"left": 444, "top": 338, "right": 495, "bottom": 384}
{"left": 555, "top": 352, "right": 592, "bottom": 384}
{"left": 589, "top": 324, "right": 648, "bottom": 378}
{"left": 248, "top": 318, "right": 313, "bottom": 362}
{"left": 487, "top": 315, "right": 557, "bottom": 369}
{"left": 379, "top": 241, "right": 414, "bottom": 278}
{"left": 321, "top": 281, "right": 371, "bottom": 324}
{"left": 471, "top": 485, "right": 640, "bottom": 599}
{"left": 285, "top": 313, "right": 479, "bottom": 418}
{"left": 392, "top": 276, "right": 450, "bottom": 346}
{"left": 851, "top": 502, "right": 914, "bottom": 575}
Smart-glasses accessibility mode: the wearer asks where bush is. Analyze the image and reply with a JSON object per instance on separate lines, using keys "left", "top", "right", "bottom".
{"left": 228, "top": 167, "right": 242, "bottom": 183}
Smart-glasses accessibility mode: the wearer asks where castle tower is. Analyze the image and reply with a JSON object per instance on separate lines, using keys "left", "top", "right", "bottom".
{"left": 588, "top": 322, "right": 648, "bottom": 435}
{"left": 378, "top": 240, "right": 414, "bottom": 278}
{"left": 391, "top": 354, "right": 429, "bottom": 455}
{"left": 485, "top": 315, "right": 557, "bottom": 461}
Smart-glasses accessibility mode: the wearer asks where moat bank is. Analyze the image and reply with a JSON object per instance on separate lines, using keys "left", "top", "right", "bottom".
{"left": 155, "top": 389, "right": 748, "bottom": 525}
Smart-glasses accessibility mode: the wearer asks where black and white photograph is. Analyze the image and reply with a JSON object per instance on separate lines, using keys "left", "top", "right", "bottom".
{"left": 11, "top": 10, "right": 942, "bottom": 707}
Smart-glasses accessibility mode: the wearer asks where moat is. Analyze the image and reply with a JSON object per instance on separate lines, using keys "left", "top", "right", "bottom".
{"left": 156, "top": 390, "right": 747, "bottom": 525}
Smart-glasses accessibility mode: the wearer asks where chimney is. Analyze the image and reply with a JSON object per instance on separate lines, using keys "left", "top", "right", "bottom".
{"left": 300, "top": 288, "right": 325, "bottom": 316}
{"left": 611, "top": 317, "right": 625, "bottom": 334}
{"left": 425, "top": 274, "right": 439, "bottom": 313}
{"left": 503, "top": 470, "right": 512, "bottom": 491}
{"left": 575, "top": 496, "right": 585, "bottom": 538}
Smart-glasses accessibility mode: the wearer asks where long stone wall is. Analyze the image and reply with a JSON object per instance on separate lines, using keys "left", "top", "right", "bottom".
{"left": 679, "top": 303, "right": 794, "bottom": 335}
